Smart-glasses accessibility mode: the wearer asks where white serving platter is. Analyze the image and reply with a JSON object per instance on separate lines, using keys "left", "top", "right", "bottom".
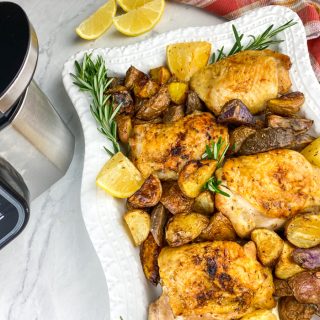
{"left": 63, "top": 6, "right": 320, "bottom": 320}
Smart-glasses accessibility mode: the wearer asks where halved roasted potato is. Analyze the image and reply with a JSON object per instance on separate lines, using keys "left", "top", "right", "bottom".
{"left": 165, "top": 212, "right": 209, "bottom": 247}
{"left": 150, "top": 203, "right": 169, "bottom": 246}
{"left": 140, "top": 233, "right": 161, "bottom": 286}
{"left": 275, "top": 241, "right": 305, "bottom": 279}
{"left": 128, "top": 174, "right": 162, "bottom": 208}
{"left": 285, "top": 212, "right": 320, "bottom": 248}
{"left": 178, "top": 160, "right": 217, "bottom": 198}
{"left": 241, "top": 309, "right": 276, "bottom": 320}
{"left": 149, "top": 66, "right": 171, "bottom": 85}
{"left": 251, "top": 228, "right": 284, "bottom": 266}
{"left": 124, "top": 210, "right": 151, "bottom": 246}
{"left": 192, "top": 191, "right": 214, "bottom": 215}
{"left": 267, "top": 92, "right": 305, "bottom": 116}
{"left": 168, "top": 82, "right": 188, "bottom": 105}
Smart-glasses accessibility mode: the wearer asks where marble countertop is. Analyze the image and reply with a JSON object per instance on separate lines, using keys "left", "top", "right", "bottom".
{"left": 0, "top": 1, "right": 223, "bottom": 320}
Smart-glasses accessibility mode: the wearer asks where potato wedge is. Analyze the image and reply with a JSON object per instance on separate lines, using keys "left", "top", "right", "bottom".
{"left": 199, "top": 212, "right": 237, "bottom": 241}
{"left": 301, "top": 136, "right": 320, "bottom": 167}
{"left": 140, "top": 233, "right": 161, "bottom": 286}
{"left": 251, "top": 228, "right": 284, "bottom": 266}
{"left": 116, "top": 115, "right": 132, "bottom": 144}
{"left": 178, "top": 160, "right": 217, "bottom": 198}
{"left": 241, "top": 309, "right": 276, "bottom": 320}
{"left": 275, "top": 241, "right": 305, "bottom": 279}
{"left": 133, "top": 78, "right": 159, "bottom": 99}
{"left": 128, "top": 174, "right": 162, "bottom": 208}
{"left": 165, "top": 212, "right": 209, "bottom": 247}
{"left": 278, "top": 296, "right": 317, "bottom": 320}
{"left": 166, "top": 41, "right": 211, "bottom": 81}
{"left": 160, "top": 182, "right": 194, "bottom": 215}
{"left": 150, "top": 203, "right": 169, "bottom": 246}
{"left": 285, "top": 212, "right": 320, "bottom": 248}
{"left": 168, "top": 82, "right": 188, "bottom": 105}
{"left": 267, "top": 92, "right": 305, "bottom": 116}
{"left": 192, "top": 191, "right": 214, "bottom": 215}
{"left": 150, "top": 66, "right": 171, "bottom": 85}
{"left": 124, "top": 210, "right": 151, "bottom": 246}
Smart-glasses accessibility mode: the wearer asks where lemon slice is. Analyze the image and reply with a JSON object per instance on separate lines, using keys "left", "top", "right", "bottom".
{"left": 113, "top": 0, "right": 165, "bottom": 36}
{"left": 96, "top": 152, "right": 145, "bottom": 198}
{"left": 116, "top": 0, "right": 153, "bottom": 12}
{"left": 76, "top": 0, "right": 117, "bottom": 40}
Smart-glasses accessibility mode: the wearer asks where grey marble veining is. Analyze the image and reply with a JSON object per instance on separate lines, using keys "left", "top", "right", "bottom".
{"left": 0, "top": 1, "right": 224, "bottom": 319}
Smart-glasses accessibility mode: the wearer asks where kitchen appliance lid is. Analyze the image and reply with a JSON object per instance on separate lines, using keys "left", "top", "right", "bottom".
{"left": 0, "top": 2, "right": 38, "bottom": 114}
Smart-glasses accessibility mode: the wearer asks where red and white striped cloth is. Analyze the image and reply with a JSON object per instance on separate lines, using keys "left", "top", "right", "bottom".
{"left": 174, "top": 0, "right": 320, "bottom": 81}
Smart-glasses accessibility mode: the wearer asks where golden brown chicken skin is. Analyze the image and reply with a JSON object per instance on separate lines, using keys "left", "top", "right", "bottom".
{"left": 156, "top": 241, "right": 275, "bottom": 319}
{"left": 129, "top": 112, "right": 228, "bottom": 179}
{"left": 190, "top": 49, "right": 291, "bottom": 115}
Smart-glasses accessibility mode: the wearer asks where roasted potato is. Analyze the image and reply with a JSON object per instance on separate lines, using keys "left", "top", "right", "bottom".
{"left": 301, "top": 136, "right": 320, "bottom": 167}
{"left": 133, "top": 78, "right": 159, "bottom": 99}
{"left": 149, "top": 66, "right": 171, "bottom": 85}
{"left": 292, "top": 246, "right": 320, "bottom": 269}
{"left": 229, "top": 126, "right": 256, "bottom": 154}
{"left": 186, "top": 90, "right": 203, "bottom": 115}
{"left": 251, "top": 228, "right": 284, "bottom": 266}
{"left": 124, "top": 209, "right": 151, "bottom": 246}
{"left": 108, "top": 85, "right": 134, "bottom": 115}
{"left": 116, "top": 115, "right": 132, "bottom": 144}
{"left": 163, "top": 105, "right": 184, "bottom": 123}
{"left": 285, "top": 212, "right": 320, "bottom": 248}
{"left": 267, "top": 92, "right": 305, "bottom": 116}
{"left": 135, "top": 86, "right": 171, "bottom": 120}
{"left": 192, "top": 191, "right": 214, "bottom": 215}
{"left": 288, "top": 271, "right": 320, "bottom": 304}
{"left": 217, "top": 99, "right": 255, "bottom": 126}
{"left": 278, "top": 296, "right": 317, "bottom": 320}
{"left": 150, "top": 203, "right": 169, "bottom": 246}
{"left": 275, "top": 241, "right": 305, "bottom": 279}
{"left": 128, "top": 174, "right": 162, "bottom": 208}
{"left": 125, "top": 66, "right": 147, "bottom": 89}
{"left": 166, "top": 41, "right": 211, "bottom": 81}
{"left": 289, "top": 133, "right": 315, "bottom": 151}
{"left": 160, "top": 182, "right": 194, "bottom": 215}
{"left": 241, "top": 309, "right": 276, "bottom": 320}
{"left": 178, "top": 160, "right": 217, "bottom": 198}
{"left": 140, "top": 233, "right": 161, "bottom": 286}
{"left": 165, "top": 212, "right": 209, "bottom": 247}
{"left": 168, "top": 82, "right": 188, "bottom": 105}
{"left": 199, "top": 212, "right": 237, "bottom": 241}
{"left": 266, "top": 114, "right": 313, "bottom": 133}
{"left": 274, "top": 278, "right": 293, "bottom": 297}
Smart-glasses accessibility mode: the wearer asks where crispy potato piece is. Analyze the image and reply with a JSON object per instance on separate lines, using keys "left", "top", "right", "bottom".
{"left": 185, "top": 90, "right": 203, "bottom": 115}
{"left": 285, "top": 212, "right": 320, "bottom": 248}
{"left": 150, "top": 203, "right": 169, "bottom": 246}
{"left": 166, "top": 41, "right": 211, "bottom": 81}
{"left": 292, "top": 246, "right": 320, "bottom": 269}
{"left": 278, "top": 296, "right": 317, "bottom": 320}
{"left": 275, "top": 241, "right": 305, "bottom": 279}
{"left": 163, "top": 105, "right": 184, "bottom": 124}
{"left": 266, "top": 114, "right": 313, "bottom": 133}
{"left": 124, "top": 210, "right": 151, "bottom": 246}
{"left": 192, "top": 191, "right": 214, "bottom": 215}
{"left": 107, "top": 85, "right": 134, "bottom": 115}
{"left": 251, "top": 228, "right": 284, "bottom": 266}
{"left": 165, "top": 212, "right": 209, "bottom": 247}
{"left": 274, "top": 278, "right": 293, "bottom": 297}
{"left": 128, "top": 174, "right": 162, "bottom": 208}
{"left": 241, "top": 309, "right": 276, "bottom": 320}
{"left": 229, "top": 126, "right": 256, "bottom": 154}
{"left": 160, "top": 182, "right": 194, "bottom": 215}
{"left": 168, "top": 82, "right": 188, "bottom": 105}
{"left": 133, "top": 78, "right": 160, "bottom": 98}
{"left": 140, "top": 233, "right": 161, "bottom": 286}
{"left": 125, "top": 66, "right": 147, "bottom": 89}
{"left": 116, "top": 115, "right": 132, "bottom": 144}
{"left": 178, "top": 160, "right": 217, "bottom": 198}
{"left": 267, "top": 92, "right": 305, "bottom": 116}
{"left": 150, "top": 66, "right": 171, "bottom": 85}
{"left": 301, "top": 136, "right": 320, "bottom": 167}
{"left": 199, "top": 211, "right": 237, "bottom": 241}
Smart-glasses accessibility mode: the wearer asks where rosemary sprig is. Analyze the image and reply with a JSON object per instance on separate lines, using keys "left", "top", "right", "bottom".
{"left": 210, "top": 19, "right": 296, "bottom": 64}
{"left": 202, "top": 137, "right": 230, "bottom": 167}
{"left": 203, "top": 177, "right": 230, "bottom": 197}
{"left": 71, "top": 53, "right": 121, "bottom": 156}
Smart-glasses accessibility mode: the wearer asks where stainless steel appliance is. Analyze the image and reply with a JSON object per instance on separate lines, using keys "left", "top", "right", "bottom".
{"left": 0, "top": 2, "right": 75, "bottom": 200}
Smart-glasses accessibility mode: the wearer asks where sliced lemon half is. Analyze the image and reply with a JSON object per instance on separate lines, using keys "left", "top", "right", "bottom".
{"left": 116, "top": 0, "right": 153, "bottom": 12}
{"left": 113, "top": 0, "right": 165, "bottom": 37}
{"left": 96, "top": 152, "right": 145, "bottom": 198}
{"left": 76, "top": 0, "right": 117, "bottom": 40}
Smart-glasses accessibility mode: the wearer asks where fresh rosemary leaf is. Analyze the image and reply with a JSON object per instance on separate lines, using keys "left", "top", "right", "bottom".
{"left": 71, "top": 53, "right": 120, "bottom": 155}
{"left": 210, "top": 19, "right": 296, "bottom": 63}
{"left": 202, "top": 137, "right": 229, "bottom": 168}
{"left": 203, "top": 177, "right": 230, "bottom": 197}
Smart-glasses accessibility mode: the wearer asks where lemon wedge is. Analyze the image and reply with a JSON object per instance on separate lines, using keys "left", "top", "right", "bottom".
{"left": 96, "top": 152, "right": 145, "bottom": 198}
{"left": 116, "top": 0, "right": 153, "bottom": 12}
{"left": 113, "top": 0, "right": 165, "bottom": 36}
{"left": 76, "top": 0, "right": 117, "bottom": 40}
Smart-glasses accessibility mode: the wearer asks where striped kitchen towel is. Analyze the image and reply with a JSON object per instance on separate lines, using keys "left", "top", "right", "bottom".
{"left": 175, "top": 0, "right": 320, "bottom": 81}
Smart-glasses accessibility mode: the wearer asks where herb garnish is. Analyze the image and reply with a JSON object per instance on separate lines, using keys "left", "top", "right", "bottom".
{"left": 210, "top": 20, "right": 297, "bottom": 64}
{"left": 71, "top": 53, "right": 121, "bottom": 156}
{"left": 204, "top": 177, "right": 230, "bottom": 197}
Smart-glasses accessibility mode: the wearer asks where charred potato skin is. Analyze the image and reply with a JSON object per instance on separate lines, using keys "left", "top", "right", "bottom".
{"left": 267, "top": 92, "right": 305, "bottom": 116}
{"left": 186, "top": 90, "right": 203, "bottom": 115}
{"left": 140, "top": 233, "right": 161, "bottom": 286}
{"left": 107, "top": 85, "right": 134, "bottom": 115}
{"left": 285, "top": 212, "right": 320, "bottom": 249}
{"left": 128, "top": 174, "right": 162, "bottom": 208}
{"left": 292, "top": 246, "right": 320, "bottom": 269}
{"left": 116, "top": 115, "right": 132, "bottom": 144}
{"left": 251, "top": 228, "right": 284, "bottom": 267}
{"left": 278, "top": 296, "right": 317, "bottom": 320}
{"left": 229, "top": 126, "right": 256, "bottom": 154}
{"left": 192, "top": 191, "right": 214, "bottom": 215}
{"left": 165, "top": 212, "right": 209, "bottom": 247}
{"left": 125, "top": 66, "right": 148, "bottom": 90}
{"left": 150, "top": 203, "right": 169, "bottom": 246}
{"left": 163, "top": 105, "right": 185, "bottom": 124}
